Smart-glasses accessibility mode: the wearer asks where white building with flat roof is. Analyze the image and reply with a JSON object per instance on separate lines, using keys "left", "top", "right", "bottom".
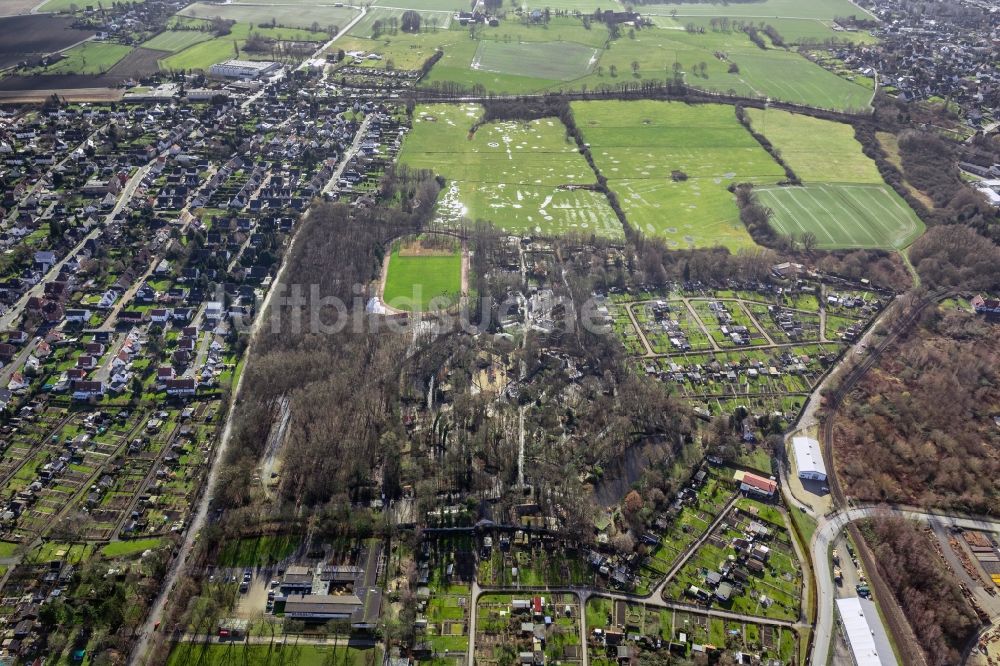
{"left": 836, "top": 597, "right": 898, "bottom": 666}
{"left": 209, "top": 59, "right": 280, "bottom": 80}
{"left": 792, "top": 435, "right": 827, "bottom": 481}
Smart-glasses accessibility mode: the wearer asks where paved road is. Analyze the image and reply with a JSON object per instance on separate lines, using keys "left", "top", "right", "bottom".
{"left": 811, "top": 505, "right": 1000, "bottom": 666}
{"left": 0, "top": 161, "right": 151, "bottom": 333}
{"left": 128, "top": 106, "right": 370, "bottom": 666}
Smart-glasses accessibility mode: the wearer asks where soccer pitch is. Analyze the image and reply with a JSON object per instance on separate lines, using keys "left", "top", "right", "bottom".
{"left": 383, "top": 238, "right": 462, "bottom": 312}
{"left": 755, "top": 184, "right": 925, "bottom": 250}
{"left": 398, "top": 104, "right": 623, "bottom": 238}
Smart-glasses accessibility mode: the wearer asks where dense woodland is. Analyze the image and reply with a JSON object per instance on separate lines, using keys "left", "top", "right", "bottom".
{"left": 834, "top": 302, "right": 1000, "bottom": 514}
{"left": 861, "top": 516, "right": 980, "bottom": 665}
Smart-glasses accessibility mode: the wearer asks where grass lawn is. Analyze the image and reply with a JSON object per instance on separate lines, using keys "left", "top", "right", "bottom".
{"left": 38, "top": 41, "right": 132, "bottom": 75}
{"left": 140, "top": 29, "right": 213, "bottom": 53}
{"left": 572, "top": 99, "right": 785, "bottom": 249}
{"left": 217, "top": 535, "right": 299, "bottom": 567}
{"left": 167, "top": 644, "right": 383, "bottom": 666}
{"left": 0, "top": 541, "right": 20, "bottom": 558}
{"left": 755, "top": 184, "right": 924, "bottom": 250}
{"left": 383, "top": 237, "right": 461, "bottom": 312}
{"left": 100, "top": 538, "right": 166, "bottom": 558}
{"left": 746, "top": 108, "right": 883, "bottom": 183}
{"left": 399, "top": 103, "right": 623, "bottom": 238}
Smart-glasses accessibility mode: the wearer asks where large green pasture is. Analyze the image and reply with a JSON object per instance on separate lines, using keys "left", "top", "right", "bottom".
{"left": 399, "top": 104, "right": 623, "bottom": 238}
{"left": 421, "top": 20, "right": 874, "bottom": 110}
{"left": 383, "top": 239, "right": 462, "bottom": 312}
{"left": 572, "top": 100, "right": 785, "bottom": 249}
{"left": 140, "top": 30, "right": 213, "bottom": 53}
{"left": 471, "top": 39, "right": 599, "bottom": 80}
{"left": 755, "top": 184, "right": 924, "bottom": 249}
{"left": 38, "top": 41, "right": 131, "bottom": 75}
{"left": 159, "top": 23, "right": 325, "bottom": 71}
{"left": 639, "top": 0, "right": 875, "bottom": 20}
{"left": 179, "top": 2, "right": 358, "bottom": 32}
{"left": 167, "top": 644, "right": 382, "bottom": 666}
{"left": 746, "top": 108, "right": 882, "bottom": 183}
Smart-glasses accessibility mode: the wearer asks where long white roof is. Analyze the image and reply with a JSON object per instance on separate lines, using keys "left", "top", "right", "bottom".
{"left": 836, "top": 597, "right": 898, "bottom": 666}
{"left": 792, "top": 435, "right": 827, "bottom": 477}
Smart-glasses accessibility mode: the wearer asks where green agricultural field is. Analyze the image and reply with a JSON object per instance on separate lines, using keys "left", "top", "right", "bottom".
{"left": 167, "top": 644, "right": 383, "bottom": 666}
{"left": 383, "top": 237, "right": 462, "bottom": 312}
{"left": 159, "top": 24, "right": 324, "bottom": 71}
{"left": 572, "top": 100, "right": 785, "bottom": 249}
{"left": 140, "top": 29, "right": 213, "bottom": 53}
{"left": 639, "top": 0, "right": 874, "bottom": 20}
{"left": 38, "top": 41, "right": 132, "bottom": 75}
{"left": 746, "top": 108, "right": 883, "bottom": 183}
{"left": 412, "top": 18, "right": 872, "bottom": 110}
{"left": 399, "top": 104, "right": 623, "bottom": 238}
{"left": 755, "top": 184, "right": 924, "bottom": 250}
{"left": 471, "top": 38, "right": 599, "bottom": 80}
{"left": 179, "top": 2, "right": 358, "bottom": 32}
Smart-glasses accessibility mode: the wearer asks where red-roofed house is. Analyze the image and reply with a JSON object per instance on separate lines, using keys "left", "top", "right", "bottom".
{"left": 735, "top": 471, "right": 777, "bottom": 497}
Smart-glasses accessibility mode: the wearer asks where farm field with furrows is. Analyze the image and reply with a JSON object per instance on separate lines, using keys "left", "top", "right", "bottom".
{"left": 399, "top": 104, "right": 623, "bottom": 238}
{"left": 746, "top": 108, "right": 925, "bottom": 249}
{"left": 572, "top": 100, "right": 784, "bottom": 249}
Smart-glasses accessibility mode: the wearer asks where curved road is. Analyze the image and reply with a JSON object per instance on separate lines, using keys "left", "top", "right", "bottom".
{"left": 811, "top": 505, "right": 1000, "bottom": 666}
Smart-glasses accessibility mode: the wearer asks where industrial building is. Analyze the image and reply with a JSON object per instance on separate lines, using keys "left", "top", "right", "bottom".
{"left": 792, "top": 436, "right": 827, "bottom": 481}
{"left": 209, "top": 60, "right": 280, "bottom": 80}
{"left": 836, "top": 596, "right": 898, "bottom": 666}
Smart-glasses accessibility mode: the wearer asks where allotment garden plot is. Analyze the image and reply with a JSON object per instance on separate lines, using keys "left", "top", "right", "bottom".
{"left": 572, "top": 100, "right": 784, "bottom": 249}
{"left": 399, "top": 104, "right": 622, "bottom": 238}
{"left": 746, "top": 108, "right": 925, "bottom": 249}
{"left": 664, "top": 497, "right": 803, "bottom": 622}
{"left": 607, "top": 284, "right": 885, "bottom": 418}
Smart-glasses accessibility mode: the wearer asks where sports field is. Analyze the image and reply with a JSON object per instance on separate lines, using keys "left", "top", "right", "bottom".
{"left": 140, "top": 30, "right": 212, "bottom": 53}
{"left": 38, "top": 41, "right": 132, "bottom": 75}
{"left": 179, "top": 2, "right": 358, "bottom": 32}
{"left": 745, "top": 108, "right": 882, "bottom": 183}
{"left": 755, "top": 184, "right": 924, "bottom": 249}
{"left": 572, "top": 100, "right": 785, "bottom": 249}
{"left": 383, "top": 236, "right": 462, "bottom": 312}
{"left": 399, "top": 104, "right": 623, "bottom": 238}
